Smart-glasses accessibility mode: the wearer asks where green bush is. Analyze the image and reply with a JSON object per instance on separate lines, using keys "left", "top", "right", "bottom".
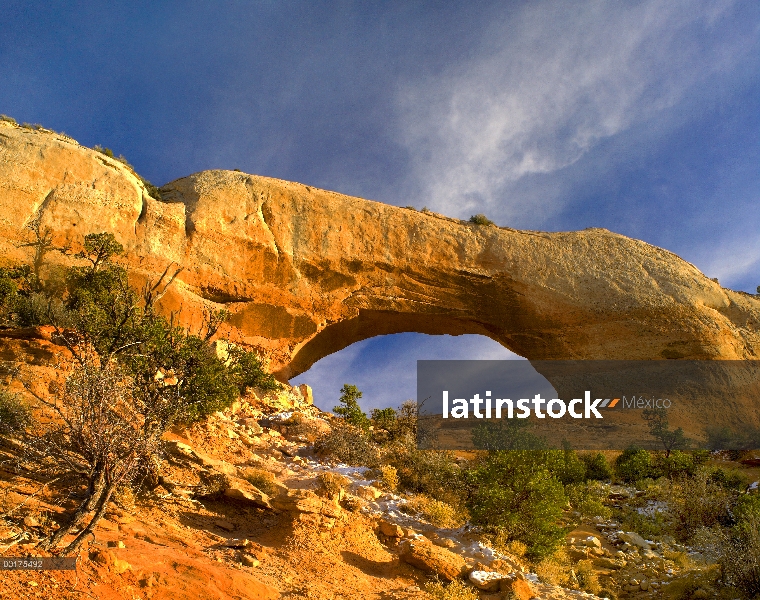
{"left": 370, "top": 407, "right": 396, "bottom": 431}
{"left": 471, "top": 418, "right": 546, "bottom": 451}
{"left": 468, "top": 451, "right": 567, "bottom": 559}
{"left": 469, "top": 214, "right": 494, "bottom": 226}
{"left": 55, "top": 233, "right": 242, "bottom": 423}
{"left": 615, "top": 446, "right": 658, "bottom": 482}
{"left": 227, "top": 346, "right": 280, "bottom": 393}
{"left": 581, "top": 452, "right": 613, "bottom": 481}
{"left": 659, "top": 450, "right": 699, "bottom": 479}
{"left": 546, "top": 448, "right": 587, "bottom": 486}
{"left": 566, "top": 481, "right": 612, "bottom": 520}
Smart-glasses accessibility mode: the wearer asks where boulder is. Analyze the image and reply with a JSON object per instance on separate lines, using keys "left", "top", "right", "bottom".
{"left": 399, "top": 538, "right": 467, "bottom": 581}
{"left": 468, "top": 570, "right": 503, "bottom": 592}
{"left": 298, "top": 384, "right": 314, "bottom": 405}
{"left": 378, "top": 519, "right": 404, "bottom": 538}
{"left": 272, "top": 489, "right": 343, "bottom": 518}
{"left": 618, "top": 531, "right": 651, "bottom": 549}
{"left": 499, "top": 575, "right": 537, "bottom": 600}
{"left": 354, "top": 484, "right": 382, "bottom": 501}
{"left": 594, "top": 557, "right": 624, "bottom": 569}
{"left": 584, "top": 535, "right": 602, "bottom": 548}
{"left": 222, "top": 477, "right": 272, "bottom": 509}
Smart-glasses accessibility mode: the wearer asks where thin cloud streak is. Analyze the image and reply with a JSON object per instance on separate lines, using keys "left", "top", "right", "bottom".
{"left": 396, "top": 0, "right": 750, "bottom": 220}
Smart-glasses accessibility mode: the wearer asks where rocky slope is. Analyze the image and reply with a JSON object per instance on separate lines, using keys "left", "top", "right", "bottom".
{"left": 3, "top": 328, "right": 750, "bottom": 600}
{"left": 1, "top": 121, "right": 759, "bottom": 387}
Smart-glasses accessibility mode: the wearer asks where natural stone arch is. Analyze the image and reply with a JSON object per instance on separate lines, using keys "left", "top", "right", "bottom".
{"left": 1, "top": 122, "right": 759, "bottom": 386}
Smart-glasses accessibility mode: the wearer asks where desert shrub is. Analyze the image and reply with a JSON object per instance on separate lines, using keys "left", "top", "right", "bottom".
{"left": 384, "top": 437, "right": 464, "bottom": 505}
{"left": 314, "top": 420, "right": 380, "bottom": 467}
{"left": 666, "top": 471, "right": 734, "bottom": 540}
{"left": 566, "top": 481, "right": 612, "bottom": 521}
{"left": 111, "top": 484, "right": 136, "bottom": 510}
{"left": 0, "top": 114, "right": 17, "bottom": 124}
{"left": 94, "top": 145, "right": 115, "bottom": 158}
{"left": 403, "top": 494, "right": 465, "bottom": 528}
{"left": 619, "top": 505, "right": 671, "bottom": 539}
{"left": 378, "top": 464, "right": 399, "bottom": 491}
{"left": 488, "top": 529, "right": 528, "bottom": 558}
{"left": 317, "top": 471, "right": 350, "bottom": 498}
{"left": 657, "top": 449, "right": 704, "bottom": 479}
{"left": 468, "top": 451, "right": 567, "bottom": 559}
{"left": 615, "top": 446, "right": 659, "bottom": 483}
{"left": 424, "top": 578, "right": 478, "bottom": 600}
{"left": 581, "top": 452, "right": 613, "bottom": 481}
{"left": 469, "top": 214, "right": 494, "bottom": 226}
{"left": 534, "top": 548, "right": 572, "bottom": 586}
{"left": 0, "top": 388, "right": 32, "bottom": 436}
{"left": 20, "top": 365, "right": 170, "bottom": 554}
{"left": 370, "top": 407, "right": 396, "bottom": 431}
{"left": 342, "top": 495, "right": 364, "bottom": 512}
{"left": 718, "top": 505, "right": 760, "bottom": 596}
{"left": 707, "top": 467, "right": 748, "bottom": 490}
{"left": 244, "top": 468, "right": 281, "bottom": 497}
{"left": 333, "top": 384, "right": 370, "bottom": 430}
{"left": 575, "top": 559, "right": 601, "bottom": 595}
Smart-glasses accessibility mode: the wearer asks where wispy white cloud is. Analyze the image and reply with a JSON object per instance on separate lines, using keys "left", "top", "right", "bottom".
{"left": 396, "top": 0, "right": 750, "bottom": 221}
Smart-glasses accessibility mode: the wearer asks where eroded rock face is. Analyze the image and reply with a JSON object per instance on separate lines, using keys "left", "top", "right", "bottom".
{"left": 2, "top": 122, "right": 759, "bottom": 382}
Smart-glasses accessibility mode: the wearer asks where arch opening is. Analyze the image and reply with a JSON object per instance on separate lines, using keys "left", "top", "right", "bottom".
{"left": 289, "top": 326, "right": 523, "bottom": 414}
{"left": 279, "top": 308, "right": 525, "bottom": 382}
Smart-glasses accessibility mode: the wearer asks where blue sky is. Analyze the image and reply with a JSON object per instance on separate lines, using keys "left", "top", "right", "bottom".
{"left": 1, "top": 1, "right": 758, "bottom": 412}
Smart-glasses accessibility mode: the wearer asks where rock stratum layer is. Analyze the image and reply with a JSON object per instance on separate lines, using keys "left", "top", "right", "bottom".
{"left": 1, "top": 122, "right": 759, "bottom": 382}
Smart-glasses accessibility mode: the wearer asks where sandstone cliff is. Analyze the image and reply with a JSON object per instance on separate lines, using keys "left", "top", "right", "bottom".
{"left": 1, "top": 121, "right": 759, "bottom": 381}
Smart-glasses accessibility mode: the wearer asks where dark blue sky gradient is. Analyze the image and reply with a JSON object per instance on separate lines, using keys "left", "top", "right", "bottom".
{"left": 1, "top": 1, "right": 758, "bottom": 412}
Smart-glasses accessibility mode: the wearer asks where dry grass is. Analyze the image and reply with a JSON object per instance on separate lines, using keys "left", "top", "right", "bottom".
{"left": 534, "top": 547, "right": 572, "bottom": 587}
{"left": 403, "top": 494, "right": 466, "bottom": 529}
{"left": 243, "top": 468, "right": 281, "bottom": 497}
{"left": 378, "top": 465, "right": 399, "bottom": 491}
{"left": 424, "top": 578, "right": 479, "bottom": 600}
{"left": 317, "top": 472, "right": 350, "bottom": 498}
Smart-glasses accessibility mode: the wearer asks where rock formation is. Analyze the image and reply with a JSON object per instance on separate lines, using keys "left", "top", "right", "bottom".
{"left": 2, "top": 121, "right": 759, "bottom": 383}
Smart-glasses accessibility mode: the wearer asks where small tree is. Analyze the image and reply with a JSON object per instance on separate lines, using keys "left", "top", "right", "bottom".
{"left": 333, "top": 384, "right": 369, "bottom": 429}
{"left": 642, "top": 407, "right": 688, "bottom": 457}
{"left": 76, "top": 232, "right": 124, "bottom": 272}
